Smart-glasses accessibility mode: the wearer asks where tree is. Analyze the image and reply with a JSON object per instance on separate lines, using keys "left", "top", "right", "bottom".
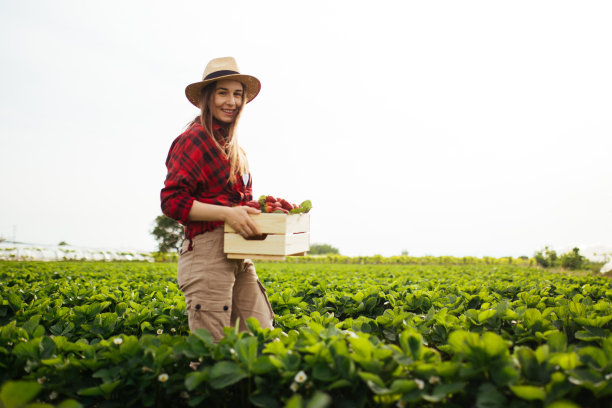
{"left": 151, "top": 215, "right": 184, "bottom": 253}
{"left": 534, "top": 246, "right": 558, "bottom": 268}
{"left": 560, "top": 247, "right": 585, "bottom": 270}
{"left": 309, "top": 243, "right": 340, "bottom": 255}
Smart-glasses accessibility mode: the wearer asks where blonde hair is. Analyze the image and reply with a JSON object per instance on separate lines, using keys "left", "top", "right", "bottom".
{"left": 194, "top": 82, "right": 249, "bottom": 185}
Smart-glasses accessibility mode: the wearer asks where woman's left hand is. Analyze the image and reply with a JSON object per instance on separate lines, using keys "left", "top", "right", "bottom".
{"left": 223, "top": 205, "right": 262, "bottom": 238}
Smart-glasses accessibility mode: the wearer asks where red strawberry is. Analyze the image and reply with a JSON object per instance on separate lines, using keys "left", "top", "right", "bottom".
{"left": 280, "top": 199, "right": 293, "bottom": 211}
{"left": 266, "top": 196, "right": 276, "bottom": 203}
{"left": 246, "top": 200, "right": 260, "bottom": 209}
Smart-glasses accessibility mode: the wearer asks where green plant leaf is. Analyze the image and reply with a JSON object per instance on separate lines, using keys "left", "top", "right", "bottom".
{"left": 55, "top": 400, "right": 83, "bottom": 408}
{"left": 250, "top": 394, "right": 279, "bottom": 408}
{"left": 0, "top": 381, "right": 42, "bottom": 408}
{"left": 545, "top": 400, "right": 580, "bottom": 408}
{"left": 510, "top": 385, "right": 546, "bottom": 401}
{"left": 305, "top": 391, "right": 331, "bottom": 408}
{"left": 185, "top": 369, "right": 210, "bottom": 391}
{"left": 210, "top": 361, "right": 248, "bottom": 389}
{"left": 235, "top": 336, "right": 258, "bottom": 370}
{"left": 476, "top": 383, "right": 507, "bottom": 408}
{"left": 285, "top": 394, "right": 303, "bottom": 408}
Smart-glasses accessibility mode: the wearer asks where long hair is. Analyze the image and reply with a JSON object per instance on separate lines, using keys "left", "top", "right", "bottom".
{"left": 189, "top": 81, "right": 249, "bottom": 185}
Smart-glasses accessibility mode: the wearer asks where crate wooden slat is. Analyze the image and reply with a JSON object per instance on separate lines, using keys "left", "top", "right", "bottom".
{"left": 224, "top": 213, "right": 310, "bottom": 260}
{"left": 224, "top": 213, "right": 309, "bottom": 234}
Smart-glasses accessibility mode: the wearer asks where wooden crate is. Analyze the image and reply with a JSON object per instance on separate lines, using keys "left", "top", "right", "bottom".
{"left": 224, "top": 213, "right": 310, "bottom": 260}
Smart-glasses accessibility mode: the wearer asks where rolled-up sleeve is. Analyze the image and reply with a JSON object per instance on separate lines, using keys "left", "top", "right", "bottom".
{"left": 160, "top": 132, "right": 203, "bottom": 224}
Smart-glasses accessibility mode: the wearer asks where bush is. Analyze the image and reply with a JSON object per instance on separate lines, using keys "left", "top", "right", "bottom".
{"left": 560, "top": 247, "right": 586, "bottom": 270}
{"left": 534, "top": 246, "right": 558, "bottom": 268}
{"left": 308, "top": 243, "right": 340, "bottom": 255}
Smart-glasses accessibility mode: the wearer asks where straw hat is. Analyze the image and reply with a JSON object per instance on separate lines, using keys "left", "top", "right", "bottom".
{"left": 185, "top": 57, "right": 261, "bottom": 107}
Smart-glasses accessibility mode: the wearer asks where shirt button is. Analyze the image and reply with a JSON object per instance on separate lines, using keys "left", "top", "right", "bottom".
{"left": 195, "top": 304, "right": 201, "bottom": 310}
{"left": 223, "top": 305, "right": 229, "bottom": 311}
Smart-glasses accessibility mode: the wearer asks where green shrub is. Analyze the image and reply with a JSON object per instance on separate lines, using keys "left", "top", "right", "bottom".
{"left": 534, "top": 246, "right": 558, "bottom": 268}
{"left": 560, "top": 247, "right": 586, "bottom": 270}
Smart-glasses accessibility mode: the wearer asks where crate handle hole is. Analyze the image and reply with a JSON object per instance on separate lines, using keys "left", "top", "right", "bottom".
{"left": 245, "top": 233, "right": 268, "bottom": 241}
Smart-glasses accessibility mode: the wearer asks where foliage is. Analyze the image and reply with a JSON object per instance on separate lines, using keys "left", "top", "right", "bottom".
{"left": 534, "top": 246, "right": 559, "bottom": 268}
{"left": 151, "top": 251, "right": 179, "bottom": 263}
{"left": 308, "top": 243, "right": 340, "bottom": 255}
{"left": 560, "top": 248, "right": 586, "bottom": 270}
{"left": 1, "top": 261, "right": 612, "bottom": 407}
{"left": 151, "top": 215, "right": 183, "bottom": 253}
{"left": 287, "top": 254, "right": 536, "bottom": 267}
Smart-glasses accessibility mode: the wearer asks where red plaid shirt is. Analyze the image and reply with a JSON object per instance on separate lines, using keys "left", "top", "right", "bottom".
{"left": 160, "top": 120, "right": 253, "bottom": 241}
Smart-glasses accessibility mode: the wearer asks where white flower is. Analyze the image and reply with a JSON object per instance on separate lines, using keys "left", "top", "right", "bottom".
{"left": 180, "top": 391, "right": 189, "bottom": 399}
{"left": 414, "top": 378, "right": 425, "bottom": 390}
{"left": 49, "top": 391, "right": 58, "bottom": 400}
{"left": 290, "top": 382, "right": 299, "bottom": 392}
{"left": 294, "top": 370, "right": 307, "bottom": 383}
{"left": 157, "top": 329, "right": 163, "bottom": 335}
{"left": 428, "top": 376, "right": 440, "bottom": 384}
{"left": 343, "top": 330, "right": 358, "bottom": 339}
{"left": 396, "top": 400, "right": 406, "bottom": 408}
{"left": 230, "top": 348, "right": 236, "bottom": 355}
{"left": 113, "top": 337, "right": 123, "bottom": 345}
{"left": 511, "top": 320, "right": 518, "bottom": 324}
{"left": 158, "top": 373, "right": 169, "bottom": 382}
{"left": 171, "top": 328, "right": 176, "bottom": 333}
{"left": 37, "top": 377, "right": 46, "bottom": 384}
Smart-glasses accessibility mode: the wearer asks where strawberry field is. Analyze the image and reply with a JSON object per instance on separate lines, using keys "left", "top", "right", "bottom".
{"left": 1, "top": 261, "right": 612, "bottom": 407}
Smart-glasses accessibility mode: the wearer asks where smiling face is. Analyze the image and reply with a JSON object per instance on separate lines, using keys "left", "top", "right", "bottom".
{"left": 210, "top": 79, "right": 244, "bottom": 124}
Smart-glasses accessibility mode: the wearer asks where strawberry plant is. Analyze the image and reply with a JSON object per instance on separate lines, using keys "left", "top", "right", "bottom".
{"left": 0, "top": 261, "right": 611, "bottom": 407}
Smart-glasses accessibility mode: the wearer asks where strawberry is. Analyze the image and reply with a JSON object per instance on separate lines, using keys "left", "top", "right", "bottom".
{"left": 280, "top": 199, "right": 293, "bottom": 211}
{"left": 245, "top": 200, "right": 260, "bottom": 209}
{"left": 266, "top": 195, "right": 276, "bottom": 203}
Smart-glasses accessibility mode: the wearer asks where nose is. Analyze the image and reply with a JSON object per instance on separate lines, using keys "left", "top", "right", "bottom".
{"left": 226, "top": 95, "right": 238, "bottom": 107}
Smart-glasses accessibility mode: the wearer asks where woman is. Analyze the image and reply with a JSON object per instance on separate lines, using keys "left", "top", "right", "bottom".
{"left": 161, "top": 57, "right": 274, "bottom": 342}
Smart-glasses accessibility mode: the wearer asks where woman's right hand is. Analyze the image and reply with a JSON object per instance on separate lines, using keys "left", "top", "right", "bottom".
{"left": 224, "top": 206, "right": 262, "bottom": 238}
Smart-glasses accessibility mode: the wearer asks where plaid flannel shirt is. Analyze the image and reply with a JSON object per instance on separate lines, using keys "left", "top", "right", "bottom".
{"left": 160, "top": 120, "right": 253, "bottom": 241}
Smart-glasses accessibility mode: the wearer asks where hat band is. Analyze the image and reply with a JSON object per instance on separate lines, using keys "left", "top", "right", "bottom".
{"left": 204, "top": 70, "right": 240, "bottom": 80}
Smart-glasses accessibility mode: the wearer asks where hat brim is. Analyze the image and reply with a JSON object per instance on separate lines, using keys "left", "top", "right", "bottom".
{"left": 185, "top": 74, "right": 261, "bottom": 108}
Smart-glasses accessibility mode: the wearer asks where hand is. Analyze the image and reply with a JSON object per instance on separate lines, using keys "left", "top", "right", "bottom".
{"left": 224, "top": 206, "right": 261, "bottom": 238}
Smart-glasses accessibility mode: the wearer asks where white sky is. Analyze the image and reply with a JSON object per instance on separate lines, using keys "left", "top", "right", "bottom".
{"left": 1, "top": 0, "right": 611, "bottom": 257}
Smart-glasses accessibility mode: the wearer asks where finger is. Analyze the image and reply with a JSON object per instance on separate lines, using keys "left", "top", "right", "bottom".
{"left": 245, "top": 206, "right": 261, "bottom": 214}
{"left": 246, "top": 219, "right": 261, "bottom": 235}
{"left": 241, "top": 223, "right": 254, "bottom": 237}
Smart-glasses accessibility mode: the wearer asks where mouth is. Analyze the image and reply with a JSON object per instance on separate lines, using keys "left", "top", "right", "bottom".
{"left": 221, "top": 109, "right": 235, "bottom": 116}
